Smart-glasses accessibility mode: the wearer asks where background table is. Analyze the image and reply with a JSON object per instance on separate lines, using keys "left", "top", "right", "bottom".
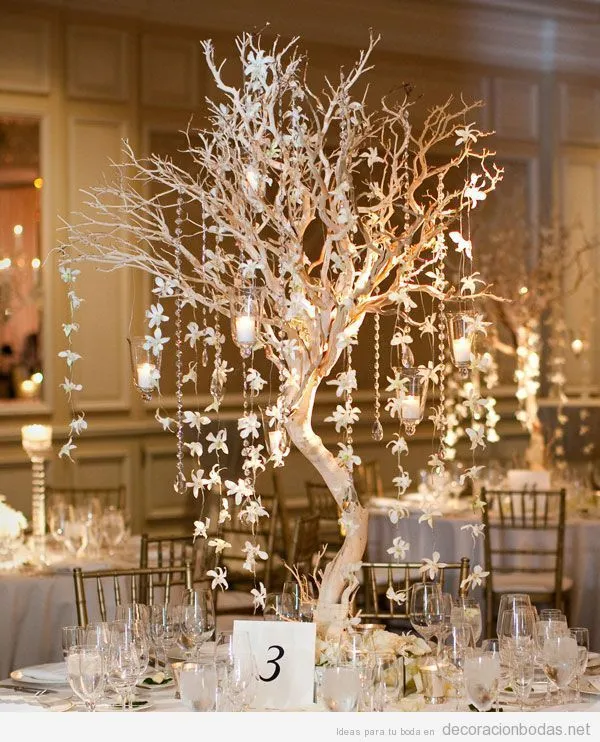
{"left": 367, "top": 505, "right": 600, "bottom": 647}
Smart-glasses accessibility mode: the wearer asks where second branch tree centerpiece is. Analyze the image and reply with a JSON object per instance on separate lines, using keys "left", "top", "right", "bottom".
{"left": 60, "top": 34, "right": 501, "bottom": 609}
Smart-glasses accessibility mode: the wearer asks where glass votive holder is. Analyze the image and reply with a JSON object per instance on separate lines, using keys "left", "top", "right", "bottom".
{"left": 418, "top": 658, "right": 446, "bottom": 705}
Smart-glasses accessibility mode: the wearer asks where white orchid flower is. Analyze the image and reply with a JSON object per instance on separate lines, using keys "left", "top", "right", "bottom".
{"left": 387, "top": 537, "right": 410, "bottom": 561}
{"left": 419, "top": 552, "right": 447, "bottom": 580}
{"left": 206, "top": 567, "right": 228, "bottom": 591}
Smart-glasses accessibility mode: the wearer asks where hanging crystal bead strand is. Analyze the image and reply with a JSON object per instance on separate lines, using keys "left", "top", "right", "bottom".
{"left": 200, "top": 208, "right": 209, "bottom": 368}
{"left": 372, "top": 311, "right": 384, "bottom": 441}
{"left": 173, "top": 189, "right": 186, "bottom": 495}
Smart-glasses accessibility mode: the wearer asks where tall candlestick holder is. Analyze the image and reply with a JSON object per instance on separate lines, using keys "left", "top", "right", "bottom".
{"left": 21, "top": 424, "right": 53, "bottom": 565}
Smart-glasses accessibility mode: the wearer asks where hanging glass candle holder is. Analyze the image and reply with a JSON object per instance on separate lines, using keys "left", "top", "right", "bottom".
{"left": 447, "top": 310, "right": 476, "bottom": 377}
{"left": 399, "top": 368, "right": 428, "bottom": 436}
{"left": 230, "top": 286, "right": 262, "bottom": 358}
{"left": 128, "top": 336, "right": 161, "bottom": 402}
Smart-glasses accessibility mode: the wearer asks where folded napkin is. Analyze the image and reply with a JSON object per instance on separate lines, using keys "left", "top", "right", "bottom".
{"left": 21, "top": 662, "right": 67, "bottom": 683}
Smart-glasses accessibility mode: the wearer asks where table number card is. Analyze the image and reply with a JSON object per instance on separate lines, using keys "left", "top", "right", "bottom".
{"left": 233, "top": 619, "right": 316, "bottom": 710}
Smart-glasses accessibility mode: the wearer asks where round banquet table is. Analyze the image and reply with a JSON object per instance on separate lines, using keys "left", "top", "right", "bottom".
{"left": 0, "top": 539, "right": 141, "bottom": 680}
{"left": 367, "top": 503, "right": 600, "bottom": 647}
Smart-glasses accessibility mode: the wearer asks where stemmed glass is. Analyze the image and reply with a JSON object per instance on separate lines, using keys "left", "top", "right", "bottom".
{"left": 66, "top": 646, "right": 105, "bottom": 712}
{"left": 263, "top": 592, "right": 295, "bottom": 621}
{"left": 180, "top": 590, "right": 215, "bottom": 659}
{"left": 534, "top": 612, "right": 568, "bottom": 704}
{"left": 62, "top": 625, "right": 85, "bottom": 658}
{"left": 464, "top": 652, "right": 501, "bottom": 712}
{"left": 481, "top": 638, "right": 504, "bottom": 711}
{"left": 101, "top": 508, "right": 126, "bottom": 556}
{"left": 542, "top": 635, "right": 579, "bottom": 705}
{"left": 409, "top": 583, "right": 444, "bottom": 651}
{"left": 569, "top": 628, "right": 589, "bottom": 703}
{"left": 371, "top": 652, "right": 401, "bottom": 707}
{"left": 441, "top": 628, "right": 467, "bottom": 710}
{"left": 496, "top": 593, "right": 531, "bottom": 638}
{"left": 507, "top": 646, "right": 535, "bottom": 710}
{"left": 499, "top": 605, "right": 536, "bottom": 664}
{"left": 451, "top": 597, "right": 482, "bottom": 646}
{"left": 282, "top": 581, "right": 301, "bottom": 620}
{"left": 106, "top": 641, "right": 140, "bottom": 711}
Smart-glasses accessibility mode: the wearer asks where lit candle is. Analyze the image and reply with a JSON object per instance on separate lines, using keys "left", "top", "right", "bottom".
{"left": 20, "top": 379, "right": 37, "bottom": 399}
{"left": 136, "top": 362, "right": 155, "bottom": 390}
{"left": 21, "top": 424, "right": 53, "bottom": 457}
{"left": 452, "top": 337, "right": 471, "bottom": 364}
{"left": 401, "top": 395, "right": 421, "bottom": 421}
{"left": 235, "top": 315, "right": 256, "bottom": 345}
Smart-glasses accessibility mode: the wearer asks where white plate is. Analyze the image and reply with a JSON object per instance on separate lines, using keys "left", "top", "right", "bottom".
{"left": 10, "top": 664, "right": 69, "bottom": 686}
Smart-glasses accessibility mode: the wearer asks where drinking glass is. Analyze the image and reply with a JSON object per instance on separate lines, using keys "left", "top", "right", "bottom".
{"left": 179, "top": 660, "right": 218, "bottom": 711}
{"left": 451, "top": 597, "right": 482, "bottom": 646}
{"left": 63, "top": 516, "right": 89, "bottom": 557}
{"left": 481, "top": 638, "right": 504, "bottom": 710}
{"left": 102, "top": 508, "right": 126, "bottom": 555}
{"left": 106, "top": 642, "right": 140, "bottom": 711}
{"left": 66, "top": 646, "right": 105, "bottom": 712}
{"left": 463, "top": 652, "right": 501, "bottom": 712}
{"left": 438, "top": 593, "right": 453, "bottom": 652}
{"left": 62, "top": 625, "right": 85, "bottom": 658}
{"left": 225, "top": 649, "right": 258, "bottom": 711}
{"left": 507, "top": 646, "right": 535, "bottom": 710}
{"left": 282, "top": 581, "right": 301, "bottom": 620}
{"left": 499, "top": 605, "right": 536, "bottom": 663}
{"left": 496, "top": 593, "right": 531, "bottom": 638}
{"left": 409, "top": 582, "right": 443, "bottom": 648}
{"left": 263, "top": 592, "right": 295, "bottom": 621}
{"left": 569, "top": 628, "right": 589, "bottom": 703}
{"left": 542, "top": 635, "right": 578, "bottom": 705}
{"left": 441, "top": 638, "right": 466, "bottom": 711}
{"left": 48, "top": 500, "right": 70, "bottom": 549}
{"left": 372, "top": 652, "right": 400, "bottom": 707}
{"left": 322, "top": 666, "right": 362, "bottom": 711}
{"left": 180, "top": 590, "right": 215, "bottom": 658}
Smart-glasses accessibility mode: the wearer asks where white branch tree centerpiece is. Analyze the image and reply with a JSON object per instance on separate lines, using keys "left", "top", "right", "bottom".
{"left": 60, "top": 35, "right": 501, "bottom": 610}
{"left": 481, "top": 223, "right": 593, "bottom": 470}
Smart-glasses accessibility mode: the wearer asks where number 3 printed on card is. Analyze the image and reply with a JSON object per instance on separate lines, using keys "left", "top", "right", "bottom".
{"left": 259, "top": 644, "right": 285, "bottom": 682}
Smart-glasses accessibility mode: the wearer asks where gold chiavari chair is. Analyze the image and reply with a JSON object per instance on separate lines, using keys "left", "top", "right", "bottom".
{"left": 355, "top": 460, "right": 384, "bottom": 500}
{"left": 139, "top": 533, "right": 205, "bottom": 584}
{"left": 47, "top": 485, "right": 126, "bottom": 511}
{"left": 481, "top": 487, "right": 571, "bottom": 637}
{"left": 357, "top": 557, "right": 471, "bottom": 624}
{"left": 72, "top": 563, "right": 192, "bottom": 627}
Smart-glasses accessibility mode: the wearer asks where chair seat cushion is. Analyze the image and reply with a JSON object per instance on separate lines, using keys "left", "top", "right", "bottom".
{"left": 493, "top": 572, "right": 573, "bottom": 594}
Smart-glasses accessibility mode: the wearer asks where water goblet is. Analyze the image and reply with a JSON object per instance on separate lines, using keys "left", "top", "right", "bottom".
{"left": 322, "top": 665, "right": 362, "bottom": 711}
{"left": 440, "top": 644, "right": 465, "bottom": 711}
{"left": 409, "top": 582, "right": 443, "bottom": 650}
{"left": 507, "top": 646, "right": 535, "bottom": 710}
{"left": 496, "top": 593, "right": 531, "bottom": 638}
{"left": 263, "top": 592, "right": 295, "bottom": 621}
{"left": 62, "top": 625, "right": 85, "bottom": 658}
{"left": 569, "top": 628, "right": 589, "bottom": 703}
{"left": 451, "top": 597, "right": 482, "bottom": 646}
{"left": 372, "top": 651, "right": 400, "bottom": 707}
{"left": 225, "top": 649, "right": 258, "bottom": 711}
{"left": 106, "top": 641, "right": 140, "bottom": 711}
{"left": 101, "top": 508, "right": 126, "bottom": 556}
{"left": 464, "top": 652, "right": 501, "bottom": 712}
{"left": 66, "top": 646, "right": 105, "bottom": 712}
{"left": 481, "top": 638, "right": 504, "bottom": 710}
{"left": 179, "top": 660, "right": 218, "bottom": 711}
{"left": 542, "top": 635, "right": 578, "bottom": 705}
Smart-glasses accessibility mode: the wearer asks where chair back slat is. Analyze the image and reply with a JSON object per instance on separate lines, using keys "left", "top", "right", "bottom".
{"left": 72, "top": 563, "right": 193, "bottom": 627}
{"left": 357, "top": 558, "right": 470, "bottom": 622}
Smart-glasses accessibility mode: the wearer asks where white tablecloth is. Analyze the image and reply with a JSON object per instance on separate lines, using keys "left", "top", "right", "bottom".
{"left": 0, "top": 541, "right": 141, "bottom": 679}
{"left": 367, "top": 506, "right": 600, "bottom": 647}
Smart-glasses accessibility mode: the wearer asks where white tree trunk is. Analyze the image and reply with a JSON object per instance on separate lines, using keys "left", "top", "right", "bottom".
{"left": 286, "top": 377, "right": 369, "bottom": 607}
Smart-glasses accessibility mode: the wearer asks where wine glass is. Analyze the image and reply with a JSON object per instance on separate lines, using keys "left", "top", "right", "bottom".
{"left": 542, "top": 635, "right": 578, "bottom": 705}
{"left": 322, "top": 666, "right": 362, "bottom": 711}
{"left": 263, "top": 592, "right": 295, "bottom": 621}
{"left": 106, "top": 639, "right": 140, "bottom": 711}
{"left": 62, "top": 625, "right": 85, "bottom": 658}
{"left": 48, "top": 499, "right": 70, "bottom": 551}
{"left": 499, "top": 605, "right": 536, "bottom": 663}
{"left": 569, "top": 628, "right": 589, "bottom": 703}
{"left": 101, "top": 508, "right": 126, "bottom": 556}
{"left": 371, "top": 652, "right": 400, "bottom": 707}
{"left": 507, "top": 645, "right": 535, "bottom": 710}
{"left": 409, "top": 582, "right": 443, "bottom": 649}
{"left": 180, "top": 590, "right": 215, "bottom": 659}
{"left": 66, "top": 646, "right": 105, "bottom": 712}
{"left": 441, "top": 630, "right": 467, "bottom": 711}
{"left": 451, "top": 597, "right": 482, "bottom": 646}
{"left": 496, "top": 593, "right": 531, "bottom": 638}
{"left": 179, "top": 660, "right": 218, "bottom": 711}
{"left": 535, "top": 614, "right": 568, "bottom": 705}
{"left": 464, "top": 652, "right": 501, "bottom": 712}
{"left": 63, "top": 514, "right": 89, "bottom": 557}
{"left": 438, "top": 593, "right": 453, "bottom": 652}
{"left": 481, "top": 638, "right": 504, "bottom": 711}
{"left": 224, "top": 648, "right": 258, "bottom": 711}
{"left": 282, "top": 581, "right": 301, "bottom": 620}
